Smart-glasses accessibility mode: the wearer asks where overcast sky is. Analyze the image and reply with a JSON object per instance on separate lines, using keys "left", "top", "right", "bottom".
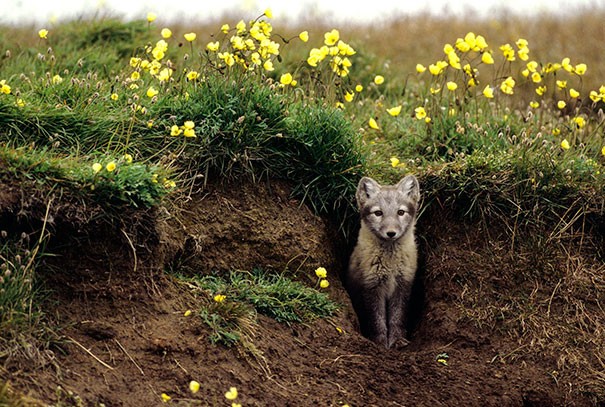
{"left": 1, "top": 0, "right": 602, "bottom": 25}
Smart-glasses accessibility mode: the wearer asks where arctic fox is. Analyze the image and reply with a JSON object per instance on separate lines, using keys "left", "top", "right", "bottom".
{"left": 347, "top": 175, "right": 420, "bottom": 348}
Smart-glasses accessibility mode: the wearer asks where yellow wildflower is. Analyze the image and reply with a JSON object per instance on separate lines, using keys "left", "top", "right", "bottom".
{"left": 374, "top": 75, "right": 384, "bottom": 85}
{"left": 386, "top": 105, "right": 402, "bottom": 116}
{"left": 264, "top": 8, "right": 273, "bottom": 18}
{"left": 146, "top": 12, "right": 156, "bottom": 22}
{"left": 557, "top": 100, "right": 566, "bottom": 109}
{"left": 225, "top": 387, "right": 238, "bottom": 400}
{"left": 184, "top": 32, "right": 196, "bottom": 42}
{"left": 187, "top": 71, "right": 199, "bottom": 81}
{"left": 161, "top": 28, "right": 172, "bottom": 39}
{"left": 536, "top": 86, "right": 547, "bottom": 96}
{"left": 569, "top": 88, "right": 580, "bottom": 98}
{"left": 0, "top": 80, "right": 11, "bottom": 94}
{"left": 601, "top": 146, "right": 605, "bottom": 156}
{"left": 414, "top": 107, "right": 427, "bottom": 120}
{"left": 161, "top": 393, "right": 171, "bottom": 403}
{"left": 315, "top": 267, "right": 328, "bottom": 278}
{"left": 481, "top": 52, "right": 494, "bottom": 64}
{"left": 38, "top": 28, "right": 48, "bottom": 39}
{"left": 500, "top": 77, "right": 515, "bottom": 95}
{"left": 529, "top": 101, "right": 540, "bottom": 109}
{"left": 92, "top": 163, "right": 102, "bottom": 173}
{"left": 263, "top": 59, "right": 274, "bottom": 71}
{"left": 52, "top": 74, "right": 63, "bottom": 84}
{"left": 556, "top": 80, "right": 567, "bottom": 89}
{"left": 531, "top": 72, "right": 542, "bottom": 83}
{"left": 123, "top": 154, "right": 133, "bottom": 164}
{"left": 320, "top": 279, "right": 330, "bottom": 288}
{"left": 170, "top": 125, "right": 182, "bottom": 136}
{"left": 221, "top": 24, "right": 230, "bottom": 33}
{"left": 189, "top": 381, "right": 200, "bottom": 394}
{"left": 16, "top": 98, "right": 25, "bottom": 107}
{"left": 574, "top": 63, "right": 587, "bottom": 75}
{"left": 572, "top": 116, "right": 586, "bottom": 129}
{"left": 561, "top": 139, "right": 570, "bottom": 150}
{"left": 206, "top": 41, "right": 220, "bottom": 52}
{"left": 390, "top": 157, "right": 400, "bottom": 167}
{"left": 355, "top": 84, "right": 363, "bottom": 92}
{"left": 106, "top": 162, "right": 116, "bottom": 172}
{"left": 214, "top": 294, "right": 226, "bottom": 303}
{"left": 280, "top": 73, "right": 293, "bottom": 86}
{"left": 368, "top": 118, "right": 380, "bottom": 130}
{"left": 299, "top": 31, "right": 309, "bottom": 42}
{"left": 446, "top": 81, "right": 458, "bottom": 91}
{"left": 416, "top": 63, "right": 426, "bottom": 73}
{"left": 482, "top": 85, "right": 494, "bottom": 98}
{"left": 499, "top": 43, "right": 515, "bottom": 61}
{"left": 324, "top": 29, "right": 340, "bottom": 46}
{"left": 146, "top": 87, "right": 159, "bottom": 98}
{"left": 344, "top": 91, "right": 354, "bottom": 102}
{"left": 110, "top": 93, "right": 119, "bottom": 101}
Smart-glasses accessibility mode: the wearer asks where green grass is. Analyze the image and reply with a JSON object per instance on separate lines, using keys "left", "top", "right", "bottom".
{"left": 181, "top": 269, "right": 338, "bottom": 346}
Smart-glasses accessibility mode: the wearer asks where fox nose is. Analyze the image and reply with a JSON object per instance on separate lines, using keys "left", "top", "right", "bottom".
{"left": 386, "top": 231, "right": 397, "bottom": 238}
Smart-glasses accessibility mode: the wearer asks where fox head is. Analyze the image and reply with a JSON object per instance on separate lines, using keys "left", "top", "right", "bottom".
{"left": 355, "top": 175, "right": 420, "bottom": 241}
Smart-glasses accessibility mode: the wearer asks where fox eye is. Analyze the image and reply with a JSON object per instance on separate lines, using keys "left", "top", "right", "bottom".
{"left": 397, "top": 209, "right": 406, "bottom": 216}
{"left": 373, "top": 210, "right": 383, "bottom": 217}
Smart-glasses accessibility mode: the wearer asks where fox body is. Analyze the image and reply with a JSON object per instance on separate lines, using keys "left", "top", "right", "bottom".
{"left": 347, "top": 175, "right": 420, "bottom": 348}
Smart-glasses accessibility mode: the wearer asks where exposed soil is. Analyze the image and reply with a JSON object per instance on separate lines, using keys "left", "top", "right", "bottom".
{"left": 0, "top": 178, "right": 602, "bottom": 406}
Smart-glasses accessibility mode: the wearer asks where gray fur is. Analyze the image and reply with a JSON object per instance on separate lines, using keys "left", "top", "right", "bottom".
{"left": 347, "top": 175, "right": 420, "bottom": 348}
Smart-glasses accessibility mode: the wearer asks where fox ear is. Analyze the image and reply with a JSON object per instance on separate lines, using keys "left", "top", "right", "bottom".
{"left": 397, "top": 175, "right": 420, "bottom": 204}
{"left": 356, "top": 177, "right": 381, "bottom": 208}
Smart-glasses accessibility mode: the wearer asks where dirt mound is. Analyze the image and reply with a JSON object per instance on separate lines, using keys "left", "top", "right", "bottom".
{"left": 1, "top": 179, "right": 601, "bottom": 406}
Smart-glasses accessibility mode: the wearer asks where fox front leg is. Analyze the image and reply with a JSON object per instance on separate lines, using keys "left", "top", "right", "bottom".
{"left": 386, "top": 281, "right": 411, "bottom": 349}
{"left": 360, "top": 289, "right": 389, "bottom": 347}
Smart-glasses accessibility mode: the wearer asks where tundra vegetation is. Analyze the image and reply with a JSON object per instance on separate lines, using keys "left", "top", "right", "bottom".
{"left": 0, "top": 6, "right": 604, "bottom": 405}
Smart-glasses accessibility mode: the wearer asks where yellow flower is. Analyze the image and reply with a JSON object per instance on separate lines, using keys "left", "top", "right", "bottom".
{"left": 264, "top": 8, "right": 273, "bottom": 18}
{"left": 315, "top": 267, "right": 327, "bottom": 279}
{"left": 299, "top": 31, "right": 309, "bottom": 42}
{"left": 16, "top": 98, "right": 25, "bottom": 107}
{"left": 390, "top": 157, "right": 400, "bottom": 168}
{"left": 414, "top": 106, "right": 427, "bottom": 120}
{"left": 92, "top": 163, "right": 102, "bottom": 173}
{"left": 572, "top": 116, "right": 586, "bottom": 129}
{"left": 183, "top": 128, "right": 196, "bottom": 138}
{"left": 416, "top": 63, "right": 426, "bottom": 73}
{"left": 170, "top": 125, "right": 182, "bottom": 136}
{"left": 481, "top": 52, "right": 494, "bottom": 65}
{"left": 556, "top": 80, "right": 567, "bottom": 89}
{"left": 206, "top": 41, "right": 220, "bottom": 52}
{"left": 146, "top": 87, "right": 159, "bottom": 98}
{"left": 344, "top": 91, "right": 354, "bottom": 102}
{"left": 560, "top": 139, "right": 570, "bottom": 150}
{"left": 110, "top": 93, "right": 119, "bottom": 101}
{"left": 189, "top": 381, "right": 200, "bottom": 394}
{"left": 529, "top": 101, "right": 540, "bottom": 109}
{"left": 446, "top": 81, "right": 458, "bottom": 91}
{"left": 324, "top": 29, "right": 340, "bottom": 46}
{"left": 123, "top": 154, "right": 133, "bottom": 164}
{"left": 0, "top": 80, "right": 10, "bottom": 94}
{"left": 536, "top": 86, "right": 547, "bottom": 96}
{"left": 368, "top": 118, "right": 380, "bottom": 130}
{"left": 221, "top": 24, "right": 230, "bottom": 33}
{"left": 225, "top": 387, "right": 238, "bottom": 400}
{"left": 187, "top": 71, "right": 199, "bottom": 81}
{"left": 355, "top": 84, "right": 363, "bottom": 92}
{"left": 374, "top": 75, "right": 384, "bottom": 85}
{"left": 161, "top": 28, "right": 172, "bottom": 39}
{"left": 106, "top": 162, "right": 116, "bottom": 172}
{"left": 499, "top": 43, "right": 515, "bottom": 61}
{"left": 52, "top": 74, "right": 63, "bottom": 84}
{"left": 184, "top": 309, "right": 192, "bottom": 316}
{"left": 482, "top": 85, "right": 494, "bottom": 98}
{"left": 574, "top": 63, "right": 587, "bottom": 75}
{"left": 214, "top": 294, "right": 226, "bottom": 303}
{"left": 569, "top": 88, "right": 580, "bottom": 98}
{"left": 280, "top": 73, "right": 293, "bottom": 86}
{"left": 161, "top": 393, "right": 171, "bottom": 403}
{"left": 147, "top": 12, "right": 157, "bottom": 22}
{"left": 500, "top": 77, "right": 515, "bottom": 95}
{"left": 184, "top": 32, "right": 197, "bottom": 42}
{"left": 552, "top": 128, "right": 561, "bottom": 136}
{"left": 38, "top": 28, "right": 48, "bottom": 39}
{"left": 263, "top": 59, "right": 274, "bottom": 71}
{"left": 531, "top": 72, "right": 542, "bottom": 83}
{"left": 386, "top": 105, "right": 402, "bottom": 116}
{"left": 601, "top": 146, "right": 605, "bottom": 156}
{"left": 557, "top": 100, "right": 566, "bottom": 109}
{"left": 320, "top": 279, "right": 330, "bottom": 288}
